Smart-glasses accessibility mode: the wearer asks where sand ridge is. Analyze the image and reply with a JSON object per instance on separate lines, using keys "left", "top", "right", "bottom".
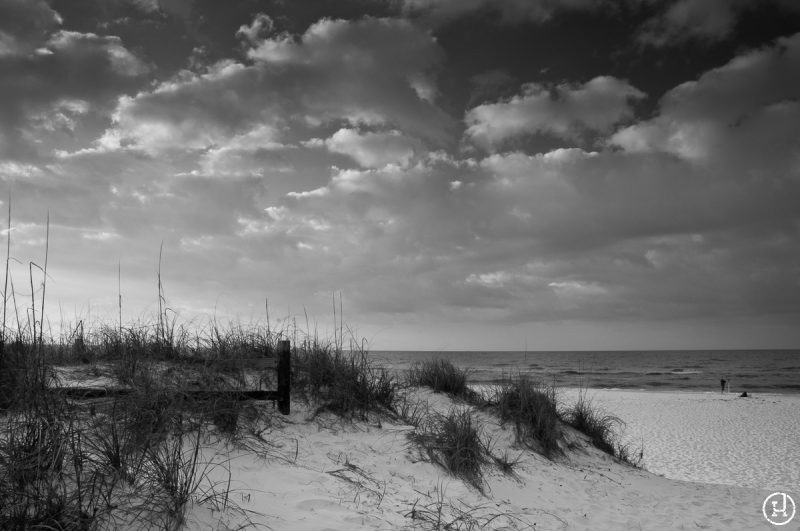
{"left": 182, "top": 388, "right": 782, "bottom": 530}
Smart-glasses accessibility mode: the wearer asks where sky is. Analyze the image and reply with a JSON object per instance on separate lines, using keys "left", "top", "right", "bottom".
{"left": 1, "top": 0, "right": 799, "bottom": 351}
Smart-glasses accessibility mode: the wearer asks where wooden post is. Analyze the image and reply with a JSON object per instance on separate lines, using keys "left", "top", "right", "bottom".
{"left": 277, "top": 340, "right": 291, "bottom": 415}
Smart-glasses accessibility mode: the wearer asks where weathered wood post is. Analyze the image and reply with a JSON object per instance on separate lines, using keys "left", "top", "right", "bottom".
{"left": 277, "top": 339, "right": 291, "bottom": 414}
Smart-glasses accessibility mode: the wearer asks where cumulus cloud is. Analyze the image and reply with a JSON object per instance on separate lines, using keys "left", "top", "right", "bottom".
{"left": 248, "top": 124, "right": 799, "bottom": 326}
{"left": 46, "top": 31, "right": 150, "bottom": 77}
{"left": 4, "top": 6, "right": 798, "bottom": 347}
{"left": 246, "top": 36, "right": 800, "bottom": 323}
{"left": 101, "top": 17, "right": 454, "bottom": 154}
{"left": 196, "top": 125, "right": 293, "bottom": 177}
{"left": 235, "top": 13, "right": 274, "bottom": 45}
{"left": 0, "top": 5, "right": 150, "bottom": 159}
{"left": 465, "top": 76, "right": 645, "bottom": 150}
{"left": 610, "top": 32, "right": 800, "bottom": 169}
{"left": 324, "top": 128, "right": 420, "bottom": 168}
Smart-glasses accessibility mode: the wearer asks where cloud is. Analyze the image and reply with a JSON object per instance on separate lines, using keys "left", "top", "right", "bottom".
{"left": 4, "top": 7, "right": 797, "bottom": 345}
{"left": 100, "top": 16, "right": 454, "bottom": 154}
{"left": 47, "top": 31, "right": 150, "bottom": 77}
{"left": 638, "top": 0, "right": 800, "bottom": 47}
{"left": 610, "top": 32, "right": 800, "bottom": 168}
{"left": 0, "top": 0, "right": 62, "bottom": 57}
{"left": 324, "top": 128, "right": 420, "bottom": 168}
{"left": 246, "top": 31, "right": 800, "bottom": 323}
{"left": 235, "top": 13, "right": 274, "bottom": 45}
{"left": 405, "top": 0, "right": 800, "bottom": 50}
{"left": 248, "top": 128, "right": 799, "bottom": 326}
{"left": 197, "top": 125, "right": 293, "bottom": 177}
{"left": 126, "top": 0, "right": 194, "bottom": 20}
{"left": 0, "top": 8, "right": 150, "bottom": 159}
{"left": 465, "top": 76, "right": 645, "bottom": 150}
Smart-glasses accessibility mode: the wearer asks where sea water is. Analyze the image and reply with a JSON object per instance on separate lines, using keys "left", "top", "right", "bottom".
{"left": 369, "top": 349, "right": 800, "bottom": 394}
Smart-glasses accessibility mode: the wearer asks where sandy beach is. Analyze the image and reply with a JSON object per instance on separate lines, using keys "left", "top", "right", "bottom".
{"left": 179, "top": 387, "right": 789, "bottom": 530}
{"left": 558, "top": 389, "right": 800, "bottom": 492}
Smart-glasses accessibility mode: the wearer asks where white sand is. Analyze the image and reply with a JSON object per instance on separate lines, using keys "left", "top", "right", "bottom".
{"left": 181, "top": 388, "right": 785, "bottom": 530}
{"left": 558, "top": 389, "right": 800, "bottom": 491}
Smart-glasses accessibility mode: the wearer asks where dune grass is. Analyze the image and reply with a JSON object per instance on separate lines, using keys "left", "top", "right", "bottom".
{"left": 406, "top": 358, "right": 483, "bottom": 403}
{"left": 0, "top": 315, "right": 301, "bottom": 529}
{"left": 564, "top": 390, "right": 644, "bottom": 466}
{"left": 0, "top": 253, "right": 407, "bottom": 529}
{"left": 406, "top": 361, "right": 641, "bottom": 466}
{"left": 484, "top": 375, "right": 562, "bottom": 457}
{"left": 292, "top": 340, "right": 398, "bottom": 420}
{"left": 564, "top": 394, "right": 620, "bottom": 456}
{"left": 0, "top": 208, "right": 643, "bottom": 526}
{"left": 410, "top": 408, "right": 489, "bottom": 491}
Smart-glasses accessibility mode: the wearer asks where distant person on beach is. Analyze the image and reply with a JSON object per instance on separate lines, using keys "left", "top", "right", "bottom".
{"left": 720, "top": 378, "right": 727, "bottom": 393}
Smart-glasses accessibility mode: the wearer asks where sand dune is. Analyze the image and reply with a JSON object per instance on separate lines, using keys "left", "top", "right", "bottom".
{"left": 185, "top": 388, "right": 785, "bottom": 530}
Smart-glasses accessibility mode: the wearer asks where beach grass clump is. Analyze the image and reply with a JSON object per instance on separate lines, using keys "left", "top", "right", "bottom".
{"left": 487, "top": 375, "right": 561, "bottom": 457}
{"left": 410, "top": 409, "right": 488, "bottom": 491}
{"left": 0, "top": 345, "right": 56, "bottom": 411}
{"left": 614, "top": 439, "right": 645, "bottom": 468}
{"left": 84, "top": 399, "right": 149, "bottom": 485}
{"left": 293, "top": 343, "right": 398, "bottom": 419}
{"left": 0, "top": 327, "right": 262, "bottom": 529}
{"left": 565, "top": 396, "right": 621, "bottom": 456}
{"left": 406, "top": 484, "right": 537, "bottom": 531}
{"left": 141, "top": 429, "right": 205, "bottom": 529}
{"left": 407, "top": 358, "right": 475, "bottom": 400}
{"left": 0, "top": 387, "right": 118, "bottom": 530}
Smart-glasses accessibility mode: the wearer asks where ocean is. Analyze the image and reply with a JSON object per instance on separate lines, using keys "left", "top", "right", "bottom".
{"left": 369, "top": 349, "right": 800, "bottom": 394}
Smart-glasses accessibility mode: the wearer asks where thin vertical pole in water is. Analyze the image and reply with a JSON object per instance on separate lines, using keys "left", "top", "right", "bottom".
{"left": 277, "top": 339, "right": 291, "bottom": 415}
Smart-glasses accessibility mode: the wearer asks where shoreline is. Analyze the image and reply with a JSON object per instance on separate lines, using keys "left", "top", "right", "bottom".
{"left": 470, "top": 382, "right": 800, "bottom": 396}
{"left": 470, "top": 381, "right": 800, "bottom": 395}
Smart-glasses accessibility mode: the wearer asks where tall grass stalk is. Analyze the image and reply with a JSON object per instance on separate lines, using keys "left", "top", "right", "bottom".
{"left": 2, "top": 196, "right": 10, "bottom": 345}
{"left": 39, "top": 212, "right": 49, "bottom": 345}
